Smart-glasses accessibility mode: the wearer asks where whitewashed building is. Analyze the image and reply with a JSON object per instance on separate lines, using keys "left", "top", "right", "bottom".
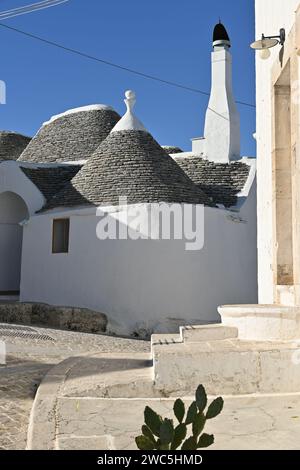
{"left": 148, "top": 1, "right": 300, "bottom": 397}
{"left": 0, "top": 24, "right": 257, "bottom": 336}
{"left": 255, "top": 0, "right": 300, "bottom": 305}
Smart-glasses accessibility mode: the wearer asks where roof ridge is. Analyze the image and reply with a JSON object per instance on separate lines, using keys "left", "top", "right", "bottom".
{"left": 42, "top": 104, "right": 115, "bottom": 127}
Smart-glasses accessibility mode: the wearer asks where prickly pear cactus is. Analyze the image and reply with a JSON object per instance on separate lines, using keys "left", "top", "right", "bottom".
{"left": 135, "top": 385, "right": 224, "bottom": 450}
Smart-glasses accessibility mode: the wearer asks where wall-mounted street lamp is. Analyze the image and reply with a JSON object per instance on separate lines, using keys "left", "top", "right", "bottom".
{"left": 250, "top": 29, "right": 286, "bottom": 60}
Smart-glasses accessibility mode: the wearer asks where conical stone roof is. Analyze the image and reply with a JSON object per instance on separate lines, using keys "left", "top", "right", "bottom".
{"left": 42, "top": 91, "right": 212, "bottom": 210}
{"left": 0, "top": 131, "right": 31, "bottom": 161}
{"left": 18, "top": 105, "right": 120, "bottom": 164}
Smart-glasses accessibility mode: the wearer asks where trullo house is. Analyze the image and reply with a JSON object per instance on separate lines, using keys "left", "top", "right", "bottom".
{"left": 0, "top": 23, "right": 257, "bottom": 336}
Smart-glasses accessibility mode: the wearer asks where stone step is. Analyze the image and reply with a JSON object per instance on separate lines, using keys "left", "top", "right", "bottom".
{"left": 180, "top": 324, "right": 238, "bottom": 343}
{"left": 151, "top": 333, "right": 182, "bottom": 354}
{"left": 219, "top": 304, "right": 300, "bottom": 341}
{"left": 28, "top": 352, "right": 159, "bottom": 450}
{"left": 153, "top": 337, "right": 300, "bottom": 396}
{"left": 60, "top": 352, "right": 159, "bottom": 399}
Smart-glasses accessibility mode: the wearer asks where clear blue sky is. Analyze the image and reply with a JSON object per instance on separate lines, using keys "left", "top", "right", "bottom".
{"left": 0, "top": 0, "right": 256, "bottom": 155}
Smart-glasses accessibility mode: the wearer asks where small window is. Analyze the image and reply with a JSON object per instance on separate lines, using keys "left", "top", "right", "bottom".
{"left": 52, "top": 218, "right": 70, "bottom": 254}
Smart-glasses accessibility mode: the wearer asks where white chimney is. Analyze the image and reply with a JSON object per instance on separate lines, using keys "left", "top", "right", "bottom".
{"left": 192, "top": 23, "right": 241, "bottom": 163}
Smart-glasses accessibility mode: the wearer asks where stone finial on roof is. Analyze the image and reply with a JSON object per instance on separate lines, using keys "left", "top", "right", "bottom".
{"left": 111, "top": 90, "right": 147, "bottom": 133}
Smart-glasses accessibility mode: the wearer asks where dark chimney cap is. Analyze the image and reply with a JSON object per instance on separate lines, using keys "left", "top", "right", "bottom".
{"left": 213, "top": 22, "right": 231, "bottom": 47}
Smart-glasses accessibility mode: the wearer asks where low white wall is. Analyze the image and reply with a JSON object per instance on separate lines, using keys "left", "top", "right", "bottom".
{"left": 20, "top": 187, "right": 257, "bottom": 335}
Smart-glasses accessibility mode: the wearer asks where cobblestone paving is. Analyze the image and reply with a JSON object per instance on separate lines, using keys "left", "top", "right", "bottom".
{"left": 0, "top": 324, "right": 150, "bottom": 450}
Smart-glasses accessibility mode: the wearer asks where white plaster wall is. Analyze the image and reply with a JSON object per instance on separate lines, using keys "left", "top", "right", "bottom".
{"left": 20, "top": 189, "right": 257, "bottom": 335}
{"left": 255, "top": 0, "right": 300, "bottom": 303}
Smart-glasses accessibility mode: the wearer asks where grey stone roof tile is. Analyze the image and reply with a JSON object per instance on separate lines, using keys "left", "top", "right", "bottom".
{"left": 21, "top": 165, "right": 81, "bottom": 203}
{"left": 162, "top": 146, "right": 183, "bottom": 154}
{"left": 42, "top": 130, "right": 213, "bottom": 210}
{"left": 174, "top": 156, "right": 251, "bottom": 207}
{"left": 18, "top": 108, "right": 120, "bottom": 164}
{"left": 0, "top": 131, "right": 31, "bottom": 161}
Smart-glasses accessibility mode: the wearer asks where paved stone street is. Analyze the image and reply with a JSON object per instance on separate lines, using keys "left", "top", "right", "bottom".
{"left": 53, "top": 395, "right": 300, "bottom": 450}
{"left": 0, "top": 323, "right": 149, "bottom": 450}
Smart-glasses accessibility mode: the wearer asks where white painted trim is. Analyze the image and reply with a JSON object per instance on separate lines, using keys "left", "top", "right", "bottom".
{"left": 171, "top": 152, "right": 197, "bottom": 159}
{"left": 237, "top": 158, "right": 257, "bottom": 199}
{"left": 37, "top": 200, "right": 249, "bottom": 220}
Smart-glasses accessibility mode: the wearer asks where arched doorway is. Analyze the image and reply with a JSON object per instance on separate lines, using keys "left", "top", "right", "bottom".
{"left": 0, "top": 192, "right": 29, "bottom": 294}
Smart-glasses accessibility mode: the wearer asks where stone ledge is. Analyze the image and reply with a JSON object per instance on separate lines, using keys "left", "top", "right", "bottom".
{"left": 27, "top": 356, "right": 81, "bottom": 450}
{"left": 0, "top": 302, "right": 107, "bottom": 334}
{"left": 218, "top": 304, "right": 300, "bottom": 341}
{"left": 180, "top": 324, "right": 238, "bottom": 343}
{"left": 153, "top": 339, "right": 300, "bottom": 395}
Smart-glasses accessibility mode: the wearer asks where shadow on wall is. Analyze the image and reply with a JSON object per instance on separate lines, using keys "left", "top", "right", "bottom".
{"left": 0, "top": 191, "right": 29, "bottom": 293}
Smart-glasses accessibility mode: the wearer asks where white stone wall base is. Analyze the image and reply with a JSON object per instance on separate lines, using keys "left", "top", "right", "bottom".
{"left": 153, "top": 335, "right": 300, "bottom": 395}
{"left": 152, "top": 311, "right": 300, "bottom": 395}
{"left": 218, "top": 304, "right": 300, "bottom": 341}
{"left": 276, "top": 286, "right": 295, "bottom": 306}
